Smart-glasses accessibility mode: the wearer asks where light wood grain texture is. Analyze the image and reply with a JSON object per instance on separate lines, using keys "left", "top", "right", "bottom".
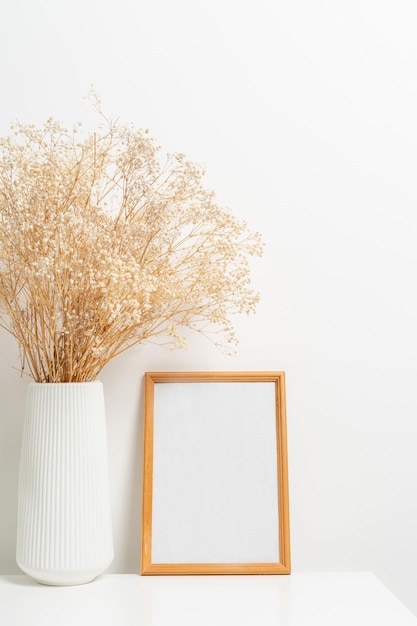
{"left": 141, "top": 374, "right": 155, "bottom": 572}
{"left": 140, "top": 371, "right": 291, "bottom": 575}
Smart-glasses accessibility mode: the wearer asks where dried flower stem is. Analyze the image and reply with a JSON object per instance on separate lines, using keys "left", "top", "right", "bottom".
{"left": 0, "top": 98, "right": 263, "bottom": 382}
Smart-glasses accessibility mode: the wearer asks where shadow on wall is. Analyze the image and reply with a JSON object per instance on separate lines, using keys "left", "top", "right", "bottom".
{"left": 0, "top": 331, "right": 28, "bottom": 573}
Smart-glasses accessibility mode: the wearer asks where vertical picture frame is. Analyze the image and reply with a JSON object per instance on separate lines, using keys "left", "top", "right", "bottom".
{"left": 141, "top": 371, "right": 290, "bottom": 575}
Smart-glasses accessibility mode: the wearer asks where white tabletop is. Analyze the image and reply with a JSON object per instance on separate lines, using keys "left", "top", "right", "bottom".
{"left": 1, "top": 572, "right": 416, "bottom": 626}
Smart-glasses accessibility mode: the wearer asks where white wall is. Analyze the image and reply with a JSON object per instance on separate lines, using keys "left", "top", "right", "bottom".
{"left": 1, "top": 0, "right": 417, "bottom": 615}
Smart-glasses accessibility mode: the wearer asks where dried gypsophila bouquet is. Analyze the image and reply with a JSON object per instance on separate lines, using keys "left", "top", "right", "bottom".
{"left": 0, "top": 96, "right": 263, "bottom": 383}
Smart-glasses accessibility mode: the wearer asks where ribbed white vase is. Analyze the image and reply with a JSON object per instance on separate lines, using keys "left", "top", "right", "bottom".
{"left": 16, "top": 382, "right": 114, "bottom": 585}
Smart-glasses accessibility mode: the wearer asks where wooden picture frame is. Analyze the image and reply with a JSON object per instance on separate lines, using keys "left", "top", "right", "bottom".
{"left": 141, "top": 371, "right": 290, "bottom": 575}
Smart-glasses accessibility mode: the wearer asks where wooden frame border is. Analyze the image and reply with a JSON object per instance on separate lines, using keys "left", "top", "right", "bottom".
{"left": 141, "top": 371, "right": 290, "bottom": 575}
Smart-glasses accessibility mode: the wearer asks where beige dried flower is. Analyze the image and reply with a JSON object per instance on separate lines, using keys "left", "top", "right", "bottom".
{"left": 0, "top": 97, "right": 263, "bottom": 382}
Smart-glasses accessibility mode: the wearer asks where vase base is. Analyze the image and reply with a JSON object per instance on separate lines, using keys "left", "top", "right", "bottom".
{"left": 34, "top": 575, "right": 98, "bottom": 587}
{"left": 17, "top": 558, "right": 113, "bottom": 586}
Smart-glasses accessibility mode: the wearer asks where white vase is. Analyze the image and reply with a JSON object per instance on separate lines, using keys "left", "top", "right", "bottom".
{"left": 16, "top": 382, "right": 114, "bottom": 585}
